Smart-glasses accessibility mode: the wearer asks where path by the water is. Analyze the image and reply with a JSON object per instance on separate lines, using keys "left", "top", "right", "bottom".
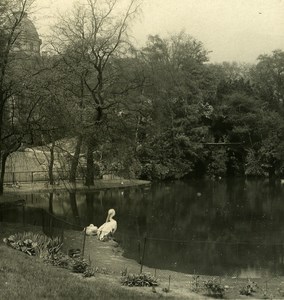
{"left": 62, "top": 230, "right": 206, "bottom": 299}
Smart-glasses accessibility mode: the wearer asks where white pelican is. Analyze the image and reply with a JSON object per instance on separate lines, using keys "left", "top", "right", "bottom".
{"left": 97, "top": 209, "right": 117, "bottom": 241}
{"left": 84, "top": 224, "right": 98, "bottom": 236}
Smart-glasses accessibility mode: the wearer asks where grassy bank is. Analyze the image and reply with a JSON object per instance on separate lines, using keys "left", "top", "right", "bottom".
{"left": 0, "top": 223, "right": 194, "bottom": 300}
{"left": 0, "top": 245, "right": 166, "bottom": 300}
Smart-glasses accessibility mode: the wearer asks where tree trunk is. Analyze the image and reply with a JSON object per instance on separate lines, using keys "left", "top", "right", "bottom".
{"left": 85, "top": 139, "right": 95, "bottom": 187}
{"left": 69, "top": 135, "right": 83, "bottom": 183}
{"left": 0, "top": 151, "right": 8, "bottom": 195}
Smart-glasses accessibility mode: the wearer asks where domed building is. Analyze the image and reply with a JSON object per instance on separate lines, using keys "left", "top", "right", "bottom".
{"left": 12, "top": 12, "right": 42, "bottom": 56}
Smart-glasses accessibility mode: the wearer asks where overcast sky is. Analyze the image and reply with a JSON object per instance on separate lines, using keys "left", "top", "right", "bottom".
{"left": 35, "top": 0, "right": 284, "bottom": 63}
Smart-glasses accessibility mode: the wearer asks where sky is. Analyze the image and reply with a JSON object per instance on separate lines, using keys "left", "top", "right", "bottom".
{"left": 34, "top": 0, "right": 284, "bottom": 63}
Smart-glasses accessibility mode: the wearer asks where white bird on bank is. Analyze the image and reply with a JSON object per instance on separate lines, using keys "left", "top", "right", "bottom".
{"left": 97, "top": 208, "right": 117, "bottom": 241}
{"left": 84, "top": 224, "right": 98, "bottom": 236}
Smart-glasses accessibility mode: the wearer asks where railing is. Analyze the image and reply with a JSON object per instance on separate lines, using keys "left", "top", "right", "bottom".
{"left": 3, "top": 170, "right": 126, "bottom": 184}
{"left": 3, "top": 171, "right": 73, "bottom": 184}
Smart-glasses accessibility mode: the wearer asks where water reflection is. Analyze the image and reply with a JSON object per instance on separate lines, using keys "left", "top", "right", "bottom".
{"left": 22, "top": 178, "right": 284, "bottom": 276}
{"left": 48, "top": 193, "right": 53, "bottom": 214}
{"left": 69, "top": 192, "right": 80, "bottom": 226}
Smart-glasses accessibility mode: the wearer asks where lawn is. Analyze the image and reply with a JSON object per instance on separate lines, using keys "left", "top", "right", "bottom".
{"left": 0, "top": 245, "right": 172, "bottom": 300}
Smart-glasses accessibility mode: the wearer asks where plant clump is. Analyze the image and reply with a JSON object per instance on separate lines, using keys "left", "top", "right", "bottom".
{"left": 48, "top": 252, "right": 72, "bottom": 268}
{"left": 204, "top": 278, "right": 225, "bottom": 298}
{"left": 121, "top": 272, "right": 158, "bottom": 287}
{"left": 72, "top": 259, "right": 88, "bottom": 273}
{"left": 3, "top": 232, "right": 62, "bottom": 258}
{"left": 190, "top": 275, "right": 201, "bottom": 293}
{"left": 240, "top": 279, "right": 258, "bottom": 296}
{"left": 46, "top": 252, "right": 96, "bottom": 278}
{"left": 83, "top": 267, "right": 96, "bottom": 278}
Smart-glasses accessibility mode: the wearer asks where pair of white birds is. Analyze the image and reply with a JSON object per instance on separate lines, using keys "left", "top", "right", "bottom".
{"left": 85, "top": 208, "right": 117, "bottom": 241}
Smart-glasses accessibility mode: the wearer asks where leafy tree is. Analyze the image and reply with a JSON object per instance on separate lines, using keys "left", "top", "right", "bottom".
{"left": 136, "top": 32, "right": 215, "bottom": 179}
{"left": 251, "top": 49, "right": 284, "bottom": 112}
{"left": 210, "top": 90, "right": 284, "bottom": 177}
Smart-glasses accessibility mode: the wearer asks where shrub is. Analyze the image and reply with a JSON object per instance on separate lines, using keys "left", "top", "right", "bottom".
{"left": 121, "top": 273, "right": 158, "bottom": 287}
{"left": 190, "top": 275, "right": 201, "bottom": 293}
{"left": 240, "top": 279, "right": 258, "bottom": 296}
{"left": 204, "top": 278, "right": 225, "bottom": 298}
{"left": 72, "top": 259, "right": 88, "bottom": 273}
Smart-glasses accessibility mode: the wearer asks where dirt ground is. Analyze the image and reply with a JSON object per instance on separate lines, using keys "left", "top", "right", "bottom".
{"left": 62, "top": 230, "right": 204, "bottom": 299}
{"left": 62, "top": 230, "right": 284, "bottom": 299}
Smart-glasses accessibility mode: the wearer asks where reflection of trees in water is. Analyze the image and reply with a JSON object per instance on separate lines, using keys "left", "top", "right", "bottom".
{"left": 85, "top": 193, "right": 94, "bottom": 222}
{"left": 48, "top": 193, "right": 53, "bottom": 214}
{"left": 114, "top": 180, "right": 284, "bottom": 276}
{"left": 69, "top": 192, "right": 80, "bottom": 226}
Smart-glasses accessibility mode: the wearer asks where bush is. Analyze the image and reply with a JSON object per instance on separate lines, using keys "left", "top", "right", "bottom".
{"left": 204, "top": 278, "right": 225, "bottom": 298}
{"left": 72, "top": 259, "right": 88, "bottom": 273}
{"left": 121, "top": 273, "right": 158, "bottom": 287}
{"left": 240, "top": 279, "right": 258, "bottom": 296}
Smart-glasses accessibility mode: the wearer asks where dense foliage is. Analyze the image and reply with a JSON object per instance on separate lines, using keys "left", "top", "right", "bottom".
{"left": 1, "top": 0, "right": 284, "bottom": 194}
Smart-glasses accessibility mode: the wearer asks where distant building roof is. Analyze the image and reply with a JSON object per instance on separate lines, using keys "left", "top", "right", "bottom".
{"left": 11, "top": 12, "right": 42, "bottom": 55}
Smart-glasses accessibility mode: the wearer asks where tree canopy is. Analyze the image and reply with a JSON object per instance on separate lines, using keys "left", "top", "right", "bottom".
{"left": 1, "top": 0, "right": 284, "bottom": 194}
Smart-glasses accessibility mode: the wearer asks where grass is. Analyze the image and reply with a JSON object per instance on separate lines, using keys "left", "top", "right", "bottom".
{"left": 0, "top": 245, "right": 169, "bottom": 300}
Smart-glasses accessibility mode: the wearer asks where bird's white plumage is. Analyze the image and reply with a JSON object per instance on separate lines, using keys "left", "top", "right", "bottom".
{"left": 97, "top": 209, "right": 117, "bottom": 241}
{"left": 85, "top": 224, "right": 98, "bottom": 236}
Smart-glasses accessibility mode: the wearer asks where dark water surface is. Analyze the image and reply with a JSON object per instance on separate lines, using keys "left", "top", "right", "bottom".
{"left": 8, "top": 179, "right": 284, "bottom": 277}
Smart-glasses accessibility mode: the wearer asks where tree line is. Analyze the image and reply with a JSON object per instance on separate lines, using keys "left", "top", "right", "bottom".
{"left": 0, "top": 0, "right": 284, "bottom": 194}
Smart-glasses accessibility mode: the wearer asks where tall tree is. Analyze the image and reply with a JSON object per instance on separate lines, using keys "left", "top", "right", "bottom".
{"left": 137, "top": 32, "right": 214, "bottom": 179}
{"left": 51, "top": 0, "right": 142, "bottom": 186}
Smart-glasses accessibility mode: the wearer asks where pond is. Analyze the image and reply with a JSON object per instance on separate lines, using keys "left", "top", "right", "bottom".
{"left": 4, "top": 178, "right": 284, "bottom": 277}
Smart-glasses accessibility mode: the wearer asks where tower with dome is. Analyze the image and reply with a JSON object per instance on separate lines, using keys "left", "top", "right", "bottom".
{"left": 11, "top": 12, "right": 42, "bottom": 56}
